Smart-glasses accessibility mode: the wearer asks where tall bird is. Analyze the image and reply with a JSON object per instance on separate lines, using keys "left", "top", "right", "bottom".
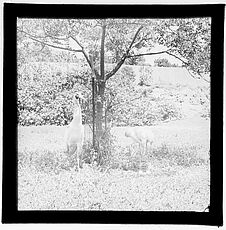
{"left": 125, "top": 127, "right": 154, "bottom": 172}
{"left": 65, "top": 92, "right": 85, "bottom": 171}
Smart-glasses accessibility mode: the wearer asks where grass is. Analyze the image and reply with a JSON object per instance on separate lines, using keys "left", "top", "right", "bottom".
{"left": 18, "top": 116, "right": 210, "bottom": 211}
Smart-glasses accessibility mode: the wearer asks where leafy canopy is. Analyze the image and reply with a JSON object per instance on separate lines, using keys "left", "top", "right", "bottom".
{"left": 18, "top": 18, "right": 211, "bottom": 79}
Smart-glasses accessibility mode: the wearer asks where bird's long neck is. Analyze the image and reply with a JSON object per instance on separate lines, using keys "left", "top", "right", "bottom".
{"left": 71, "top": 102, "right": 82, "bottom": 126}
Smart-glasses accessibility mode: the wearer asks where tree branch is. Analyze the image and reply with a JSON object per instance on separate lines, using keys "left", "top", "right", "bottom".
{"left": 128, "top": 26, "right": 144, "bottom": 51}
{"left": 186, "top": 68, "right": 210, "bottom": 83}
{"left": 128, "top": 49, "right": 189, "bottom": 65}
{"left": 70, "top": 35, "right": 84, "bottom": 49}
{"left": 70, "top": 35, "right": 100, "bottom": 77}
{"left": 18, "top": 29, "right": 83, "bottom": 53}
{"left": 132, "top": 36, "right": 150, "bottom": 49}
{"left": 106, "top": 26, "right": 144, "bottom": 80}
{"left": 106, "top": 20, "right": 151, "bottom": 27}
{"left": 129, "top": 49, "right": 209, "bottom": 82}
{"left": 165, "top": 51, "right": 188, "bottom": 65}
{"left": 42, "top": 23, "right": 69, "bottom": 41}
{"left": 127, "top": 50, "right": 170, "bottom": 58}
{"left": 20, "top": 29, "right": 100, "bottom": 78}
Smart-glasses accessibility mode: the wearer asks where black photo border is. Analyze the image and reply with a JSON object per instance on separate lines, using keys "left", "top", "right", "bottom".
{"left": 2, "top": 3, "right": 224, "bottom": 225}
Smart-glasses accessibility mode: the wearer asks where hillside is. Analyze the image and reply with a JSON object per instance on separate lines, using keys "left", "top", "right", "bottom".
{"left": 18, "top": 62, "right": 210, "bottom": 126}
{"left": 26, "top": 62, "right": 209, "bottom": 88}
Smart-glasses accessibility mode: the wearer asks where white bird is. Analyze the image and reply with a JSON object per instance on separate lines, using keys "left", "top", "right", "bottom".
{"left": 125, "top": 127, "right": 154, "bottom": 172}
{"left": 65, "top": 92, "right": 85, "bottom": 171}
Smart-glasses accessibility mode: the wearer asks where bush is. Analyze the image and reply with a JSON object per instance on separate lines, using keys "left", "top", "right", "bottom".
{"left": 18, "top": 62, "right": 91, "bottom": 126}
{"left": 98, "top": 128, "right": 116, "bottom": 167}
{"left": 106, "top": 68, "right": 183, "bottom": 126}
{"left": 82, "top": 127, "right": 116, "bottom": 169}
{"left": 112, "top": 96, "right": 182, "bottom": 126}
{"left": 82, "top": 142, "right": 98, "bottom": 165}
{"left": 138, "top": 66, "right": 153, "bottom": 86}
{"left": 154, "top": 58, "right": 178, "bottom": 67}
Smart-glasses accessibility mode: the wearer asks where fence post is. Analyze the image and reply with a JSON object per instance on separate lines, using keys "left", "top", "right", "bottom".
{"left": 89, "top": 55, "right": 96, "bottom": 149}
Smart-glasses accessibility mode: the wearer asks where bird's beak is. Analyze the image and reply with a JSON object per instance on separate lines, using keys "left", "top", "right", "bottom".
{"left": 79, "top": 95, "right": 86, "bottom": 105}
{"left": 74, "top": 93, "right": 86, "bottom": 103}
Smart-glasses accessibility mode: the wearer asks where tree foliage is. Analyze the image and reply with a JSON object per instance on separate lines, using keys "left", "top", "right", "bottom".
{"left": 17, "top": 18, "right": 211, "bottom": 138}
{"left": 155, "top": 18, "right": 211, "bottom": 76}
{"left": 17, "top": 62, "right": 91, "bottom": 126}
{"left": 154, "top": 58, "right": 178, "bottom": 67}
{"left": 17, "top": 18, "right": 211, "bottom": 75}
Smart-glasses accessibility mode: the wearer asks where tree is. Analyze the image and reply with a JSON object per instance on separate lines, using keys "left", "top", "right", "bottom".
{"left": 17, "top": 18, "right": 211, "bottom": 153}
{"left": 154, "top": 18, "right": 211, "bottom": 77}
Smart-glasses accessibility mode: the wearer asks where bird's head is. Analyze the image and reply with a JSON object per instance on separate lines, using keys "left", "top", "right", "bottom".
{"left": 74, "top": 92, "right": 85, "bottom": 105}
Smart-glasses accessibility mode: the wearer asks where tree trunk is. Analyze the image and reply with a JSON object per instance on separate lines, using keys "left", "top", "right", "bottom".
{"left": 95, "top": 81, "right": 105, "bottom": 147}
{"left": 95, "top": 22, "right": 106, "bottom": 148}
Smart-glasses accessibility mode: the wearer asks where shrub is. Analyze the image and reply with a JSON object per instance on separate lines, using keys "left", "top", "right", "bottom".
{"left": 154, "top": 58, "right": 178, "bottom": 67}
{"left": 82, "top": 142, "right": 98, "bottom": 165}
{"left": 82, "top": 127, "right": 116, "bottom": 169}
{"left": 112, "top": 97, "right": 182, "bottom": 126}
{"left": 138, "top": 66, "right": 153, "bottom": 86}
{"left": 17, "top": 62, "right": 91, "bottom": 126}
{"left": 98, "top": 128, "right": 116, "bottom": 167}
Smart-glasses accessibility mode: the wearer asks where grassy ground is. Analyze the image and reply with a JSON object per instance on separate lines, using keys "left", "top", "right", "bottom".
{"left": 18, "top": 116, "right": 210, "bottom": 211}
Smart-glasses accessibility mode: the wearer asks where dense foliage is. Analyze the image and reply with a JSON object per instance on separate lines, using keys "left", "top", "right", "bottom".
{"left": 18, "top": 18, "right": 210, "bottom": 76}
{"left": 17, "top": 62, "right": 209, "bottom": 126}
{"left": 154, "top": 58, "right": 178, "bottom": 67}
{"left": 155, "top": 18, "right": 211, "bottom": 76}
{"left": 17, "top": 62, "right": 91, "bottom": 126}
{"left": 17, "top": 18, "right": 211, "bottom": 152}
